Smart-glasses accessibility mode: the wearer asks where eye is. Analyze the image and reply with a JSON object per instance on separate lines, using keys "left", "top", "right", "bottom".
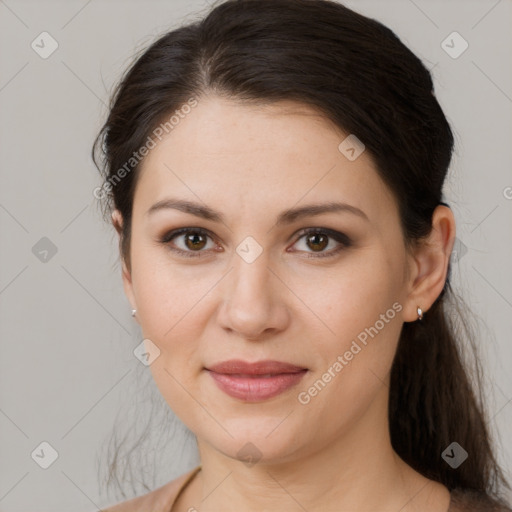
{"left": 159, "top": 227, "right": 218, "bottom": 258}
{"left": 290, "top": 228, "right": 352, "bottom": 258}
{"left": 159, "top": 227, "right": 352, "bottom": 259}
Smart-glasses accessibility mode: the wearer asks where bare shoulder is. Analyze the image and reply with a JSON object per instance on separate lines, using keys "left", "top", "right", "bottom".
{"left": 100, "top": 468, "right": 200, "bottom": 512}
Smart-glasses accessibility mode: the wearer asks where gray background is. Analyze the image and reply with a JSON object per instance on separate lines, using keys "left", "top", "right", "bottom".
{"left": 0, "top": 0, "right": 511, "bottom": 510}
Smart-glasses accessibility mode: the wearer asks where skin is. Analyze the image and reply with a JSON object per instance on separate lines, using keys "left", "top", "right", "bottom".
{"left": 112, "top": 95, "right": 456, "bottom": 511}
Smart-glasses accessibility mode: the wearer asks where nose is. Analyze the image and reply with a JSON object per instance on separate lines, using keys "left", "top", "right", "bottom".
{"left": 216, "top": 252, "right": 290, "bottom": 341}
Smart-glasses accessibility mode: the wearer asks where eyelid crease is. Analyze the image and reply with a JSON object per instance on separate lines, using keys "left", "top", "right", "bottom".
{"left": 158, "top": 226, "right": 352, "bottom": 259}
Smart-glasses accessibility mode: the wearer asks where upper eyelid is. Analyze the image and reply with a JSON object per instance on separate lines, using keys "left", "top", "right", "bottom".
{"left": 162, "top": 226, "right": 350, "bottom": 251}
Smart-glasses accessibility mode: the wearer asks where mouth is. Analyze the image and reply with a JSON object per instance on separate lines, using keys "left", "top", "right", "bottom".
{"left": 204, "top": 359, "right": 308, "bottom": 402}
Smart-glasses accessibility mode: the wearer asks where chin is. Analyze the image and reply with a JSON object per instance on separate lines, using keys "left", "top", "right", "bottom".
{"left": 203, "top": 424, "right": 307, "bottom": 466}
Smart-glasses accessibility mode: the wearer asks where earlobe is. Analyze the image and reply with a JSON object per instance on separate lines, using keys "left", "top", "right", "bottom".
{"left": 403, "top": 205, "right": 456, "bottom": 322}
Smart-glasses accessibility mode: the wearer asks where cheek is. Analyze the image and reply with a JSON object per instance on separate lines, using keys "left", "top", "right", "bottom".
{"left": 296, "top": 289, "right": 403, "bottom": 433}
{"left": 304, "top": 251, "right": 403, "bottom": 342}
{"left": 129, "top": 250, "right": 210, "bottom": 397}
{"left": 131, "top": 244, "right": 211, "bottom": 336}
{"left": 300, "top": 252, "right": 404, "bottom": 394}
{"left": 133, "top": 261, "right": 208, "bottom": 423}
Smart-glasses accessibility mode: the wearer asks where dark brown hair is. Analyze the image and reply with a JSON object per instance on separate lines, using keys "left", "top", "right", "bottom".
{"left": 92, "top": 0, "right": 511, "bottom": 506}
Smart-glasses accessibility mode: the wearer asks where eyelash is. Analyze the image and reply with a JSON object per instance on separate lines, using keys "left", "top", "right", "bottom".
{"left": 159, "top": 227, "right": 352, "bottom": 259}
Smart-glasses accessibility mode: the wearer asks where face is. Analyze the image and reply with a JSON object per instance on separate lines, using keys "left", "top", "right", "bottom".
{"left": 117, "top": 95, "right": 413, "bottom": 465}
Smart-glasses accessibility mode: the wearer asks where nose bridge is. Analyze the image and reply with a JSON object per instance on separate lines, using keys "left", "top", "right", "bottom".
{"left": 217, "top": 237, "right": 287, "bottom": 338}
{"left": 229, "top": 240, "right": 274, "bottom": 306}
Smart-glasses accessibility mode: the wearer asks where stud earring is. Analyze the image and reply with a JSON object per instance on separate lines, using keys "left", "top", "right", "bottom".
{"left": 417, "top": 306, "right": 423, "bottom": 321}
{"left": 131, "top": 309, "right": 137, "bottom": 317}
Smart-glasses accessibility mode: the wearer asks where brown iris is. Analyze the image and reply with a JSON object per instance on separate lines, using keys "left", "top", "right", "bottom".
{"left": 185, "top": 232, "right": 208, "bottom": 251}
{"left": 306, "top": 232, "right": 329, "bottom": 252}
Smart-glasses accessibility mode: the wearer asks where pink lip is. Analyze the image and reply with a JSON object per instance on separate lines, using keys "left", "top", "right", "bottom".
{"left": 205, "top": 359, "right": 308, "bottom": 402}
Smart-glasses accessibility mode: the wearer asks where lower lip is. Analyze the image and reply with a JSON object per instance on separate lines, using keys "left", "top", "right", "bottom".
{"left": 206, "top": 370, "right": 308, "bottom": 402}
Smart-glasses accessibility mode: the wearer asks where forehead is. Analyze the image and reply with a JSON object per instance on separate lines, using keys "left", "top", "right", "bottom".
{"left": 133, "top": 96, "right": 397, "bottom": 225}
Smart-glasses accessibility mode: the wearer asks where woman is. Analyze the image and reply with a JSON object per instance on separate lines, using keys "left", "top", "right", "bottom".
{"left": 91, "top": 0, "right": 512, "bottom": 510}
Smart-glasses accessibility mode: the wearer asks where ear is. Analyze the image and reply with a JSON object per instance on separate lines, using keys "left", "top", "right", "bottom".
{"left": 111, "top": 209, "right": 138, "bottom": 318}
{"left": 403, "top": 205, "right": 456, "bottom": 322}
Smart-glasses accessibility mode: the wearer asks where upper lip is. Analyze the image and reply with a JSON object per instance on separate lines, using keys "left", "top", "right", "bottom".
{"left": 206, "top": 359, "right": 307, "bottom": 375}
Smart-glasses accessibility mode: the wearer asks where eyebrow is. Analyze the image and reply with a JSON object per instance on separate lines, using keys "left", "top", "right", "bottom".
{"left": 146, "top": 198, "right": 369, "bottom": 225}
